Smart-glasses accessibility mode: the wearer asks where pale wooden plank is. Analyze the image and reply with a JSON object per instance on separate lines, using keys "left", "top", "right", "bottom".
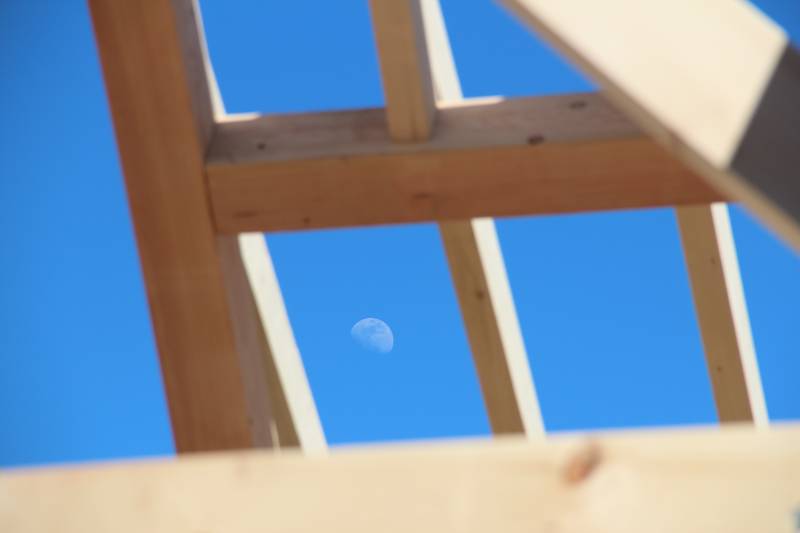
{"left": 498, "top": 0, "right": 800, "bottom": 251}
{"left": 440, "top": 219, "right": 544, "bottom": 435}
{"left": 3, "top": 424, "right": 800, "bottom": 533}
{"left": 499, "top": 0, "right": 786, "bottom": 168}
{"left": 369, "top": 0, "right": 436, "bottom": 141}
{"left": 214, "top": 236, "right": 276, "bottom": 447}
{"left": 197, "top": 16, "right": 326, "bottom": 452}
{"left": 417, "top": 0, "right": 544, "bottom": 436}
{"left": 207, "top": 93, "right": 722, "bottom": 233}
{"left": 88, "top": 0, "right": 274, "bottom": 451}
{"left": 676, "top": 204, "right": 769, "bottom": 425}
{"left": 238, "top": 234, "right": 327, "bottom": 452}
{"left": 419, "top": 0, "right": 460, "bottom": 101}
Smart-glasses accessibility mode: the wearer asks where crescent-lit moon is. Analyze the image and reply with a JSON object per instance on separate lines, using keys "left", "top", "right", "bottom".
{"left": 350, "top": 318, "right": 394, "bottom": 354}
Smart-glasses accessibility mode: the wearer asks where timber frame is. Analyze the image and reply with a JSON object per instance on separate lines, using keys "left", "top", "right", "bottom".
{"left": 2, "top": 0, "right": 798, "bottom": 530}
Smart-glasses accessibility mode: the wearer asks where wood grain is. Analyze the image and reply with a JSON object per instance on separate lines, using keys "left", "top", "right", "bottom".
{"left": 238, "top": 234, "right": 327, "bottom": 452}
{"left": 440, "top": 219, "right": 544, "bottom": 435}
{"left": 499, "top": 0, "right": 786, "bottom": 166}
{"left": 3, "top": 424, "right": 799, "bottom": 533}
{"left": 89, "top": 0, "right": 274, "bottom": 451}
{"left": 369, "top": 0, "right": 436, "bottom": 141}
{"left": 676, "top": 204, "right": 768, "bottom": 425}
{"left": 207, "top": 93, "right": 723, "bottom": 233}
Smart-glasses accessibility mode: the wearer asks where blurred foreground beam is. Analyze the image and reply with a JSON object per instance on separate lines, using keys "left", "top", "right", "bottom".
{"left": 3, "top": 424, "right": 800, "bottom": 533}
{"left": 499, "top": 0, "right": 800, "bottom": 251}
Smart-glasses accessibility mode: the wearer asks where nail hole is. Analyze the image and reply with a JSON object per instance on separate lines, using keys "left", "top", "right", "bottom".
{"left": 569, "top": 100, "right": 587, "bottom": 110}
{"left": 527, "top": 134, "right": 545, "bottom": 145}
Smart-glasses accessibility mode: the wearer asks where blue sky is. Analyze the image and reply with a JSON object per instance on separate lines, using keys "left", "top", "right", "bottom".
{"left": 1, "top": 0, "right": 798, "bottom": 467}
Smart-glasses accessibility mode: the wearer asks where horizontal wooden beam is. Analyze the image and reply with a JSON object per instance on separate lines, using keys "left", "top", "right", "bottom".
{"left": 207, "top": 93, "right": 724, "bottom": 233}
{"left": 3, "top": 424, "right": 799, "bottom": 532}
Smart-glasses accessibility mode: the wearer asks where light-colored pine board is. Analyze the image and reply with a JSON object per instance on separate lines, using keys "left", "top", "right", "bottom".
{"left": 207, "top": 93, "right": 722, "bottom": 233}
{"left": 238, "top": 234, "right": 327, "bottom": 453}
{"left": 3, "top": 424, "right": 800, "bottom": 533}
{"left": 499, "top": 0, "right": 786, "bottom": 168}
{"left": 369, "top": 0, "right": 436, "bottom": 141}
{"left": 498, "top": 0, "right": 800, "bottom": 251}
{"left": 419, "top": 0, "right": 461, "bottom": 102}
{"left": 214, "top": 236, "right": 277, "bottom": 447}
{"left": 676, "top": 204, "right": 769, "bottom": 425}
{"left": 414, "top": 0, "right": 544, "bottom": 436}
{"left": 199, "top": 18, "right": 326, "bottom": 452}
{"left": 88, "top": 0, "right": 275, "bottom": 451}
{"left": 440, "top": 219, "right": 544, "bottom": 435}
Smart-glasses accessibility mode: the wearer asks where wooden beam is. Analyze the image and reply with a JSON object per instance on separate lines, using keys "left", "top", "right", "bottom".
{"left": 89, "top": 0, "right": 275, "bottom": 451}
{"left": 238, "top": 234, "right": 327, "bottom": 452}
{"left": 414, "top": 0, "right": 544, "bottom": 436}
{"left": 207, "top": 93, "right": 723, "bottom": 233}
{"left": 676, "top": 204, "right": 769, "bottom": 425}
{"left": 440, "top": 218, "right": 544, "bottom": 435}
{"left": 3, "top": 424, "right": 800, "bottom": 533}
{"left": 195, "top": 8, "right": 326, "bottom": 452}
{"left": 499, "top": 0, "right": 800, "bottom": 251}
{"left": 369, "top": 0, "right": 436, "bottom": 141}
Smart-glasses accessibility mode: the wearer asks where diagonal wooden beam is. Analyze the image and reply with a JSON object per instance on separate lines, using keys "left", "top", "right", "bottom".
{"left": 3, "top": 424, "right": 800, "bottom": 533}
{"left": 676, "top": 204, "right": 768, "bottom": 425}
{"left": 369, "top": 0, "right": 544, "bottom": 436}
{"left": 499, "top": 0, "right": 800, "bottom": 252}
{"left": 439, "top": 218, "right": 545, "bottom": 435}
{"left": 207, "top": 93, "right": 722, "bottom": 233}
{"left": 88, "top": 0, "right": 277, "bottom": 452}
{"left": 237, "top": 234, "right": 327, "bottom": 452}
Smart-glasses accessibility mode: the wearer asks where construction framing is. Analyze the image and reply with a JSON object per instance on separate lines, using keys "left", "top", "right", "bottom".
{"left": 2, "top": 0, "right": 797, "bottom": 530}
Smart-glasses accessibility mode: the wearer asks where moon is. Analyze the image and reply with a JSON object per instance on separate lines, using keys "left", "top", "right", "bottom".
{"left": 350, "top": 318, "right": 394, "bottom": 354}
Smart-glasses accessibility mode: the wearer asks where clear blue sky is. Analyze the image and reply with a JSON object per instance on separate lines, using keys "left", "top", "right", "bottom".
{"left": 1, "top": 0, "right": 798, "bottom": 467}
